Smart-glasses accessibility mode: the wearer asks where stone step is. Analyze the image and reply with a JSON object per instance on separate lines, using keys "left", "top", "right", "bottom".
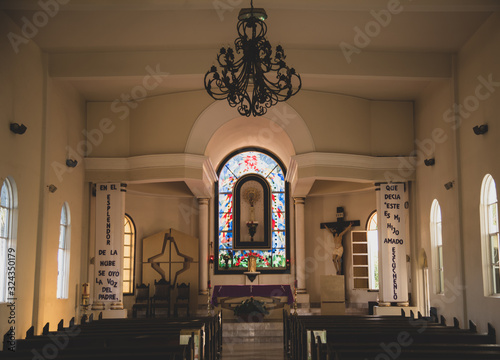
{"left": 222, "top": 321, "right": 283, "bottom": 343}
{"left": 223, "top": 335, "right": 283, "bottom": 344}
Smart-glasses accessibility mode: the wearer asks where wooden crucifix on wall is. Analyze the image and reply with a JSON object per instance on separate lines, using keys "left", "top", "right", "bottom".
{"left": 320, "top": 207, "right": 360, "bottom": 275}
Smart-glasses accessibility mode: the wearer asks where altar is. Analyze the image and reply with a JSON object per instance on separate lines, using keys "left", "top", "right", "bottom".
{"left": 211, "top": 284, "right": 294, "bottom": 309}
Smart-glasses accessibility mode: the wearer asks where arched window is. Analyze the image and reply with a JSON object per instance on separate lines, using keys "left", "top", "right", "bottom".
{"left": 0, "top": 177, "right": 17, "bottom": 303}
{"left": 481, "top": 175, "right": 499, "bottom": 295}
{"left": 57, "top": 203, "right": 71, "bottom": 299}
{"left": 367, "top": 211, "right": 379, "bottom": 290}
{"left": 430, "top": 199, "right": 444, "bottom": 294}
{"left": 216, "top": 149, "right": 289, "bottom": 273}
{"left": 123, "top": 214, "right": 136, "bottom": 295}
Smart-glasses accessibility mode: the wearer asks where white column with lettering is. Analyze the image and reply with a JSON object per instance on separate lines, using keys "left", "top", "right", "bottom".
{"left": 94, "top": 183, "right": 126, "bottom": 311}
{"left": 376, "top": 183, "right": 409, "bottom": 305}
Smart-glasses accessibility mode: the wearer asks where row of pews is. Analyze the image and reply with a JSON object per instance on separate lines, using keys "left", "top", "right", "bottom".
{"left": 2, "top": 312, "right": 222, "bottom": 360}
{"left": 284, "top": 309, "right": 500, "bottom": 360}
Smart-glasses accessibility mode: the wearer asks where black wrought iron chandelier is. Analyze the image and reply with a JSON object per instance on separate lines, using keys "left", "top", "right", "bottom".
{"left": 204, "top": 1, "right": 301, "bottom": 117}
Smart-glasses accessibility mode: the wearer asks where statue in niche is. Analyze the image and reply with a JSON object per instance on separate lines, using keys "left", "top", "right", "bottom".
{"left": 243, "top": 187, "right": 260, "bottom": 241}
{"left": 327, "top": 223, "right": 353, "bottom": 275}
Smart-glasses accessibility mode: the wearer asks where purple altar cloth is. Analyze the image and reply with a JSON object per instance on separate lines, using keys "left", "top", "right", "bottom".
{"left": 210, "top": 284, "right": 294, "bottom": 306}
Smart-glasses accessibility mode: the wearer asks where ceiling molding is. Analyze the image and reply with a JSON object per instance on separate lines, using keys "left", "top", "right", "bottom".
{"left": 49, "top": 50, "right": 452, "bottom": 79}
{"left": 2, "top": 0, "right": 499, "bottom": 12}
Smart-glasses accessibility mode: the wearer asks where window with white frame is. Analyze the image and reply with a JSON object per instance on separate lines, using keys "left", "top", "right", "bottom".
{"left": 123, "top": 214, "right": 136, "bottom": 295}
{"left": 57, "top": 203, "right": 71, "bottom": 299}
{"left": 367, "top": 211, "right": 379, "bottom": 290}
{"left": 481, "top": 175, "right": 499, "bottom": 295}
{"left": 0, "top": 177, "right": 16, "bottom": 303}
{"left": 430, "top": 199, "right": 444, "bottom": 294}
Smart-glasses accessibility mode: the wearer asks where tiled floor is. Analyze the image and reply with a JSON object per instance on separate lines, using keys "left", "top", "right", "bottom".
{"left": 221, "top": 342, "right": 286, "bottom": 359}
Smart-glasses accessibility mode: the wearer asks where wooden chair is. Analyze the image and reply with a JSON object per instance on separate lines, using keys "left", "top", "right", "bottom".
{"left": 150, "top": 278, "right": 171, "bottom": 317}
{"left": 173, "top": 282, "right": 190, "bottom": 317}
{"left": 132, "top": 283, "right": 150, "bottom": 318}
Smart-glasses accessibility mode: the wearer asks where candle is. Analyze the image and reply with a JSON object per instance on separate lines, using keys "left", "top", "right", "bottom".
{"left": 208, "top": 280, "right": 211, "bottom": 289}
{"left": 82, "top": 283, "right": 90, "bottom": 296}
{"left": 294, "top": 280, "right": 297, "bottom": 288}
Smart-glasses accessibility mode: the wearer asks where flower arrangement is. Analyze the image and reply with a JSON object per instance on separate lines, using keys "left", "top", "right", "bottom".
{"left": 233, "top": 297, "right": 269, "bottom": 322}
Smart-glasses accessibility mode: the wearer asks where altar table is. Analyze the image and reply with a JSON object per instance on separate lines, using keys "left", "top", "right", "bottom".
{"left": 210, "top": 284, "right": 294, "bottom": 306}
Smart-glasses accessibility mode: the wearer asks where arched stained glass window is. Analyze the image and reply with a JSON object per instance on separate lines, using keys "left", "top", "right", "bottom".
{"left": 481, "top": 174, "right": 499, "bottom": 295}
{"left": 216, "top": 149, "right": 289, "bottom": 273}
{"left": 123, "top": 214, "right": 136, "bottom": 295}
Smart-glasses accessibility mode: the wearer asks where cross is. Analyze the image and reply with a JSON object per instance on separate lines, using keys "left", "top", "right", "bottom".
{"left": 320, "top": 207, "right": 360, "bottom": 275}
{"left": 320, "top": 207, "right": 360, "bottom": 233}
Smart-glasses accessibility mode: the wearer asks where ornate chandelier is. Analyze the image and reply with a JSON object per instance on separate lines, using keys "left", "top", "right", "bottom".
{"left": 204, "top": 1, "right": 301, "bottom": 117}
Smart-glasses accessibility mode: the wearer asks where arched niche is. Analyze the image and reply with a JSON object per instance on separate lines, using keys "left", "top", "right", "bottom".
{"left": 185, "top": 101, "right": 315, "bottom": 168}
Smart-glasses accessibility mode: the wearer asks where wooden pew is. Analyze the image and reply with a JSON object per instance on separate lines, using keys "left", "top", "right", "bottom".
{"left": 2, "top": 312, "right": 222, "bottom": 360}
{"left": 284, "top": 311, "right": 498, "bottom": 360}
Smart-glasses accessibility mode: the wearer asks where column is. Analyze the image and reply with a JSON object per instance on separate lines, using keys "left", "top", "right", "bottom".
{"left": 294, "top": 197, "right": 306, "bottom": 293}
{"left": 376, "top": 183, "right": 409, "bottom": 306}
{"left": 198, "top": 198, "right": 209, "bottom": 295}
{"left": 93, "top": 182, "right": 127, "bottom": 316}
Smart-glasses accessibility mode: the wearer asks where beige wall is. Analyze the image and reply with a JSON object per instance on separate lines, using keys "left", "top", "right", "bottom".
{"left": 0, "top": 12, "right": 45, "bottom": 339}
{"left": 304, "top": 191, "right": 378, "bottom": 306}
{"left": 413, "top": 12, "right": 500, "bottom": 338}
{"left": 0, "top": 11, "right": 87, "bottom": 336}
{"left": 457, "top": 12, "right": 500, "bottom": 335}
{"left": 122, "top": 191, "right": 199, "bottom": 311}
{"left": 87, "top": 91, "right": 413, "bottom": 158}
{"left": 36, "top": 79, "right": 86, "bottom": 332}
{"left": 414, "top": 79, "right": 466, "bottom": 324}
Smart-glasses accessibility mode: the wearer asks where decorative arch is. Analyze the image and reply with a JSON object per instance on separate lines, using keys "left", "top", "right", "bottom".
{"left": 185, "top": 101, "right": 315, "bottom": 157}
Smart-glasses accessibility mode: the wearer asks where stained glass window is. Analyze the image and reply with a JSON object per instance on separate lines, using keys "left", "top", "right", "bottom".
{"left": 216, "top": 150, "right": 288, "bottom": 272}
{"left": 123, "top": 214, "right": 136, "bottom": 295}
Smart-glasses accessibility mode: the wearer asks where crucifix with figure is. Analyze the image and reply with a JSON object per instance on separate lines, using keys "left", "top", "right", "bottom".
{"left": 320, "top": 207, "right": 360, "bottom": 275}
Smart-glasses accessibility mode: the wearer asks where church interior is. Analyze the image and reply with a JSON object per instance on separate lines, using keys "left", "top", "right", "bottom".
{"left": 1, "top": 0, "right": 500, "bottom": 358}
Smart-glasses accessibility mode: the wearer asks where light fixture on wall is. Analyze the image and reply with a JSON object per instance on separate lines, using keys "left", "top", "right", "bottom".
{"left": 473, "top": 124, "right": 488, "bottom": 135}
{"left": 66, "top": 159, "right": 78, "bottom": 168}
{"left": 9, "top": 123, "right": 27, "bottom": 135}
{"left": 204, "top": 0, "right": 301, "bottom": 117}
{"left": 48, "top": 184, "right": 57, "bottom": 193}
{"left": 444, "top": 181, "right": 454, "bottom": 190}
{"left": 424, "top": 158, "right": 435, "bottom": 166}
